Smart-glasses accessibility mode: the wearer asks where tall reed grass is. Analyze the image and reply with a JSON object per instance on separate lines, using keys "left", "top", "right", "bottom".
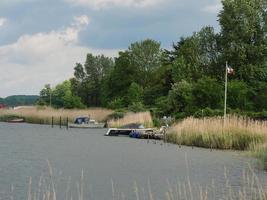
{"left": 107, "top": 111, "right": 153, "bottom": 128}
{"left": 167, "top": 116, "right": 267, "bottom": 150}
{"left": 0, "top": 106, "right": 113, "bottom": 125}
{"left": 251, "top": 143, "right": 267, "bottom": 170}
{"left": 24, "top": 162, "right": 267, "bottom": 200}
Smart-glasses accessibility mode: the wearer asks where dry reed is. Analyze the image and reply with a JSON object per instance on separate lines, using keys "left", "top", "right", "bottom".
{"left": 24, "top": 162, "right": 267, "bottom": 200}
{"left": 167, "top": 116, "right": 267, "bottom": 150}
{"left": 0, "top": 106, "right": 113, "bottom": 124}
{"left": 107, "top": 111, "right": 153, "bottom": 128}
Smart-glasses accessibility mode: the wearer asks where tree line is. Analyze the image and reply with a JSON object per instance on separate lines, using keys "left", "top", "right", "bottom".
{"left": 0, "top": 95, "right": 39, "bottom": 107}
{"left": 38, "top": 0, "right": 267, "bottom": 118}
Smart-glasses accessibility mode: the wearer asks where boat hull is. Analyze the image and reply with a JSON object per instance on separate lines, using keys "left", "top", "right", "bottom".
{"left": 7, "top": 118, "right": 25, "bottom": 123}
{"left": 68, "top": 123, "right": 105, "bottom": 128}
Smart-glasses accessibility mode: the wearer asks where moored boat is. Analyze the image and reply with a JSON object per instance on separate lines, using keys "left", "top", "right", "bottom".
{"left": 68, "top": 116, "right": 105, "bottom": 128}
{"left": 7, "top": 118, "right": 25, "bottom": 123}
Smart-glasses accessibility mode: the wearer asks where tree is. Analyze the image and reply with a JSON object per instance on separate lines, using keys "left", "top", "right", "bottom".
{"left": 52, "top": 81, "right": 84, "bottom": 108}
{"left": 219, "top": 0, "right": 267, "bottom": 82}
{"left": 128, "top": 39, "right": 163, "bottom": 86}
{"left": 170, "top": 27, "right": 220, "bottom": 82}
{"left": 227, "top": 80, "right": 253, "bottom": 110}
{"left": 127, "top": 82, "right": 144, "bottom": 105}
{"left": 192, "top": 77, "right": 223, "bottom": 109}
{"left": 72, "top": 54, "right": 114, "bottom": 107}
{"left": 39, "top": 84, "right": 52, "bottom": 106}
{"left": 168, "top": 80, "right": 193, "bottom": 113}
{"left": 104, "top": 51, "right": 139, "bottom": 106}
{"left": 253, "top": 81, "right": 267, "bottom": 111}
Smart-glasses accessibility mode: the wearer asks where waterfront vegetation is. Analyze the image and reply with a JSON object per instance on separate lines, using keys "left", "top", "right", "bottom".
{"left": 167, "top": 116, "right": 267, "bottom": 169}
{"left": 107, "top": 111, "right": 153, "bottom": 128}
{"left": 167, "top": 116, "right": 267, "bottom": 150}
{"left": 0, "top": 106, "right": 113, "bottom": 125}
{"left": 0, "top": 106, "right": 153, "bottom": 127}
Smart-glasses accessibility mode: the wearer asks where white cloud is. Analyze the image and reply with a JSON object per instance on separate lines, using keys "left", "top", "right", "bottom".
{"left": 202, "top": 1, "right": 222, "bottom": 14}
{"left": 74, "top": 15, "right": 90, "bottom": 26}
{"left": 0, "top": 15, "right": 119, "bottom": 97}
{"left": 65, "top": 0, "right": 162, "bottom": 9}
{"left": 0, "top": 18, "right": 7, "bottom": 27}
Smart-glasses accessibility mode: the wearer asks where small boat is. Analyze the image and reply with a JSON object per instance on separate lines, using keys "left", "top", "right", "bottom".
{"left": 68, "top": 116, "right": 105, "bottom": 128}
{"left": 7, "top": 118, "right": 25, "bottom": 123}
{"left": 105, "top": 127, "right": 154, "bottom": 136}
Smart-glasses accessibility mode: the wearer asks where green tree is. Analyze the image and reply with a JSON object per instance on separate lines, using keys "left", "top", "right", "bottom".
{"left": 72, "top": 54, "right": 114, "bottom": 107}
{"left": 219, "top": 0, "right": 267, "bottom": 81}
{"left": 49, "top": 81, "right": 85, "bottom": 109}
{"left": 253, "top": 81, "right": 267, "bottom": 111}
{"left": 227, "top": 80, "right": 253, "bottom": 110}
{"left": 128, "top": 39, "right": 163, "bottom": 86}
{"left": 39, "top": 84, "right": 52, "bottom": 106}
{"left": 104, "top": 51, "right": 139, "bottom": 106}
{"left": 169, "top": 27, "right": 220, "bottom": 82}
{"left": 168, "top": 80, "right": 193, "bottom": 113}
{"left": 193, "top": 77, "right": 223, "bottom": 109}
{"left": 127, "top": 82, "right": 144, "bottom": 105}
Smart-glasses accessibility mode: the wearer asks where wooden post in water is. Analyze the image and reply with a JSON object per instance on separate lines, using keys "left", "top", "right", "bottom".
{"left": 66, "top": 117, "right": 68, "bottom": 130}
{"left": 51, "top": 116, "right": 54, "bottom": 128}
{"left": 60, "top": 116, "right": 62, "bottom": 129}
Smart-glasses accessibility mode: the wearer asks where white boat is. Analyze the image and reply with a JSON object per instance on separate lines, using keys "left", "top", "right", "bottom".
{"left": 105, "top": 128, "right": 154, "bottom": 136}
{"left": 68, "top": 117, "right": 105, "bottom": 128}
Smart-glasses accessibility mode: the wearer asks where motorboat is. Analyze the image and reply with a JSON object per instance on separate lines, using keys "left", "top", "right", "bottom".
{"left": 68, "top": 116, "right": 105, "bottom": 128}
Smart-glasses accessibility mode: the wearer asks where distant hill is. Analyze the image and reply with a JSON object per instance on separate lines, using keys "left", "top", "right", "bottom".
{"left": 0, "top": 95, "right": 39, "bottom": 107}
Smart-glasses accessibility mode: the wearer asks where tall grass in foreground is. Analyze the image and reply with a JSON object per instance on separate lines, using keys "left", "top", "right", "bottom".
{"left": 107, "top": 111, "right": 153, "bottom": 128}
{"left": 167, "top": 116, "right": 267, "bottom": 150}
{"left": 251, "top": 143, "right": 267, "bottom": 170}
{"left": 0, "top": 106, "right": 113, "bottom": 125}
{"left": 25, "top": 162, "right": 267, "bottom": 200}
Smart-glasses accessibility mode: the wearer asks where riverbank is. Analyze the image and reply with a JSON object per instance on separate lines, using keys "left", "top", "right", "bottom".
{"left": 0, "top": 106, "right": 113, "bottom": 125}
{"left": 167, "top": 116, "right": 267, "bottom": 168}
{"left": 0, "top": 106, "right": 153, "bottom": 128}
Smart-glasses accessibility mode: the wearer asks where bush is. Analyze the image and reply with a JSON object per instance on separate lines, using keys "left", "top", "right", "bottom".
{"left": 193, "top": 76, "right": 223, "bottom": 109}
{"left": 193, "top": 108, "right": 223, "bottom": 118}
{"left": 106, "top": 109, "right": 127, "bottom": 120}
{"left": 168, "top": 80, "right": 193, "bottom": 113}
{"left": 154, "top": 96, "right": 172, "bottom": 116}
{"left": 128, "top": 102, "right": 146, "bottom": 113}
{"left": 107, "top": 98, "right": 125, "bottom": 109}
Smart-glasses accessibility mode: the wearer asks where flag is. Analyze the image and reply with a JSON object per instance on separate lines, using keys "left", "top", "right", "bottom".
{"left": 227, "top": 66, "right": 234, "bottom": 75}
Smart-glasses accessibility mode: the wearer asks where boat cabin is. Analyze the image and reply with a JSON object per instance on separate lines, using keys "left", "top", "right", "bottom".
{"left": 74, "top": 117, "right": 90, "bottom": 124}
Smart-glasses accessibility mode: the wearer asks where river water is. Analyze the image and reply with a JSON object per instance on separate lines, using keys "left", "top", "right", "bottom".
{"left": 0, "top": 122, "right": 267, "bottom": 200}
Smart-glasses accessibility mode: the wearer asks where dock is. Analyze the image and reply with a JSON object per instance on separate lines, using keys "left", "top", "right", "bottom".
{"left": 105, "top": 128, "right": 165, "bottom": 140}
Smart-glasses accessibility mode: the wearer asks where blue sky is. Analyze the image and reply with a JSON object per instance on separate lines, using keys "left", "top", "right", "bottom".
{"left": 0, "top": 0, "right": 222, "bottom": 97}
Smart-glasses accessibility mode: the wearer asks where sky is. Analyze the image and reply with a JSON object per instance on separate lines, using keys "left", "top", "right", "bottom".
{"left": 0, "top": 0, "right": 222, "bottom": 97}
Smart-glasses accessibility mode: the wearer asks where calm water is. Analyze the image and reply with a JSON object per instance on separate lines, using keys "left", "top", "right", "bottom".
{"left": 0, "top": 122, "right": 267, "bottom": 200}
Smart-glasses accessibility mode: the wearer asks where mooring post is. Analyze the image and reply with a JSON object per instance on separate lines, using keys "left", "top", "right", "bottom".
{"left": 52, "top": 116, "right": 54, "bottom": 128}
{"left": 60, "top": 116, "right": 62, "bottom": 129}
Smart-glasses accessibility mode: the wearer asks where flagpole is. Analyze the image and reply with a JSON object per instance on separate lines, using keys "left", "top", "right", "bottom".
{"left": 224, "top": 61, "right": 228, "bottom": 124}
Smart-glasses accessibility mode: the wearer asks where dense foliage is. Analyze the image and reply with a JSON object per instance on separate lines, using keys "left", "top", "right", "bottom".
{"left": 39, "top": 0, "right": 267, "bottom": 116}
